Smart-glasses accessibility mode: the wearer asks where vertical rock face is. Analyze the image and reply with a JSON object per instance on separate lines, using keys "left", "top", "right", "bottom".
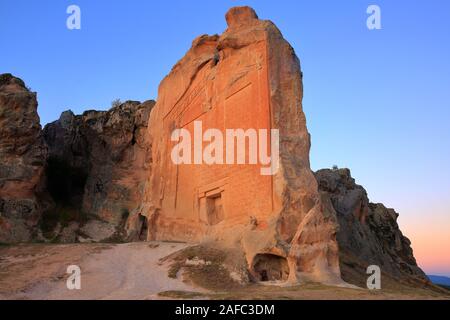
{"left": 0, "top": 8, "right": 428, "bottom": 288}
{"left": 133, "top": 7, "right": 341, "bottom": 284}
{"left": 43, "top": 100, "right": 155, "bottom": 226}
{"left": 315, "top": 168, "right": 428, "bottom": 285}
{"left": 0, "top": 74, "right": 49, "bottom": 242}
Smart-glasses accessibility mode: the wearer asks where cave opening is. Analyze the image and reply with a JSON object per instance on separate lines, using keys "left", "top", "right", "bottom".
{"left": 138, "top": 214, "right": 148, "bottom": 241}
{"left": 252, "top": 254, "right": 289, "bottom": 282}
{"left": 46, "top": 156, "right": 88, "bottom": 209}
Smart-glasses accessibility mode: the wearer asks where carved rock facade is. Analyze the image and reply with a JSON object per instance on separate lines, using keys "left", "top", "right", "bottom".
{"left": 130, "top": 7, "right": 341, "bottom": 284}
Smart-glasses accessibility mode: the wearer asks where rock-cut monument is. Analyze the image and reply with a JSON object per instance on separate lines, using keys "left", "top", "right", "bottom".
{"left": 130, "top": 6, "right": 342, "bottom": 284}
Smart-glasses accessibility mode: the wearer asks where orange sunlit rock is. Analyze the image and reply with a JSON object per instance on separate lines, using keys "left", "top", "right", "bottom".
{"left": 132, "top": 6, "right": 342, "bottom": 284}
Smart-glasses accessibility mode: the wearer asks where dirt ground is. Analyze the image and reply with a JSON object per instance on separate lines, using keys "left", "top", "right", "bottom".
{"left": 0, "top": 242, "right": 198, "bottom": 299}
{"left": 0, "top": 242, "right": 448, "bottom": 300}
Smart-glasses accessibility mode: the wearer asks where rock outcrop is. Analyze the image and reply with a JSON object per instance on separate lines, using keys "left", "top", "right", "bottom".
{"left": 315, "top": 168, "right": 428, "bottom": 286}
{"left": 130, "top": 6, "right": 341, "bottom": 284}
{"left": 0, "top": 74, "right": 49, "bottom": 243}
{"left": 0, "top": 7, "right": 430, "bottom": 289}
{"left": 42, "top": 100, "right": 154, "bottom": 240}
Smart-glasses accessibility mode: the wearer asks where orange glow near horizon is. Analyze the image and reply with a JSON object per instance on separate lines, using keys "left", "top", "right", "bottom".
{"left": 400, "top": 202, "right": 450, "bottom": 276}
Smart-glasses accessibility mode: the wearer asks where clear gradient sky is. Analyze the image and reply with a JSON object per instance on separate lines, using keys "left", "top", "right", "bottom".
{"left": 1, "top": 0, "right": 449, "bottom": 276}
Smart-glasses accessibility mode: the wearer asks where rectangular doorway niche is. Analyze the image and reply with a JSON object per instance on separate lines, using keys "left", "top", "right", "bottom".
{"left": 198, "top": 178, "right": 227, "bottom": 226}
{"left": 206, "top": 194, "right": 224, "bottom": 225}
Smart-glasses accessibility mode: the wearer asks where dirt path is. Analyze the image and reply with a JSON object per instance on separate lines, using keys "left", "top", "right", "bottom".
{"left": 0, "top": 242, "right": 199, "bottom": 300}
{"left": 1, "top": 243, "right": 448, "bottom": 300}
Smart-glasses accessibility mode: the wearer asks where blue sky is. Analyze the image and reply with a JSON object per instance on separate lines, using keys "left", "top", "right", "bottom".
{"left": 1, "top": 0, "right": 449, "bottom": 275}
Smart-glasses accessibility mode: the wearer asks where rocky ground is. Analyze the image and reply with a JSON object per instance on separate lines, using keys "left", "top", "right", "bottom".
{"left": 0, "top": 242, "right": 448, "bottom": 300}
{"left": 0, "top": 242, "right": 196, "bottom": 299}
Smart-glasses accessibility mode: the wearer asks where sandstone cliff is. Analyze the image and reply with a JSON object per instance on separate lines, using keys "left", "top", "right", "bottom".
{"left": 315, "top": 168, "right": 428, "bottom": 286}
{"left": 131, "top": 6, "right": 341, "bottom": 284}
{"left": 0, "top": 74, "right": 49, "bottom": 243}
{"left": 0, "top": 7, "right": 430, "bottom": 289}
{"left": 42, "top": 100, "right": 154, "bottom": 242}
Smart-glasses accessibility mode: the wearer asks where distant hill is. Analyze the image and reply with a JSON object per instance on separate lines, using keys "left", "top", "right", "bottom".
{"left": 428, "top": 275, "right": 450, "bottom": 286}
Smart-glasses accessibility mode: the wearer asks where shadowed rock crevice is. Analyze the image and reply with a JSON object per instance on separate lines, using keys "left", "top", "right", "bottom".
{"left": 40, "top": 100, "right": 155, "bottom": 242}
{"left": 252, "top": 253, "right": 290, "bottom": 282}
{"left": 46, "top": 156, "right": 88, "bottom": 209}
{"left": 138, "top": 213, "right": 148, "bottom": 241}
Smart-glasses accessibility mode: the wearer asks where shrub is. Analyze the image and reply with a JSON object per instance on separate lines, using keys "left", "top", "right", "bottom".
{"left": 111, "top": 99, "right": 122, "bottom": 109}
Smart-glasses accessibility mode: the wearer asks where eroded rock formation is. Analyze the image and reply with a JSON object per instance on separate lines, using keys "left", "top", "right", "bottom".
{"left": 0, "top": 7, "right": 430, "bottom": 289}
{"left": 43, "top": 100, "right": 155, "bottom": 230}
{"left": 0, "top": 74, "right": 49, "bottom": 242}
{"left": 315, "top": 168, "right": 428, "bottom": 286}
{"left": 129, "top": 6, "right": 341, "bottom": 284}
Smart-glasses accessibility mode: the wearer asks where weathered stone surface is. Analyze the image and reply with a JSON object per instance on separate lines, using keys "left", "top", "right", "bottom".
{"left": 0, "top": 8, "right": 429, "bottom": 289}
{"left": 79, "top": 220, "right": 117, "bottom": 242}
{"left": 58, "top": 222, "right": 79, "bottom": 243}
{"left": 315, "top": 168, "right": 428, "bottom": 286}
{"left": 0, "top": 74, "right": 49, "bottom": 243}
{"left": 130, "top": 7, "right": 341, "bottom": 284}
{"left": 43, "top": 100, "right": 155, "bottom": 226}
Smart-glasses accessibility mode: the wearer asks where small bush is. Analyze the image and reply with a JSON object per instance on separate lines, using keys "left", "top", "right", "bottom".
{"left": 111, "top": 99, "right": 122, "bottom": 109}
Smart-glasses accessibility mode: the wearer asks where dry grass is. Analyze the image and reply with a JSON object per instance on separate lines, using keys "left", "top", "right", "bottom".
{"left": 1, "top": 243, "right": 449, "bottom": 300}
{"left": 160, "top": 245, "right": 450, "bottom": 300}
{"left": 163, "top": 245, "right": 246, "bottom": 291}
{"left": 158, "top": 290, "right": 207, "bottom": 299}
{"left": 156, "top": 282, "right": 450, "bottom": 300}
{"left": 226, "top": 284, "right": 449, "bottom": 300}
